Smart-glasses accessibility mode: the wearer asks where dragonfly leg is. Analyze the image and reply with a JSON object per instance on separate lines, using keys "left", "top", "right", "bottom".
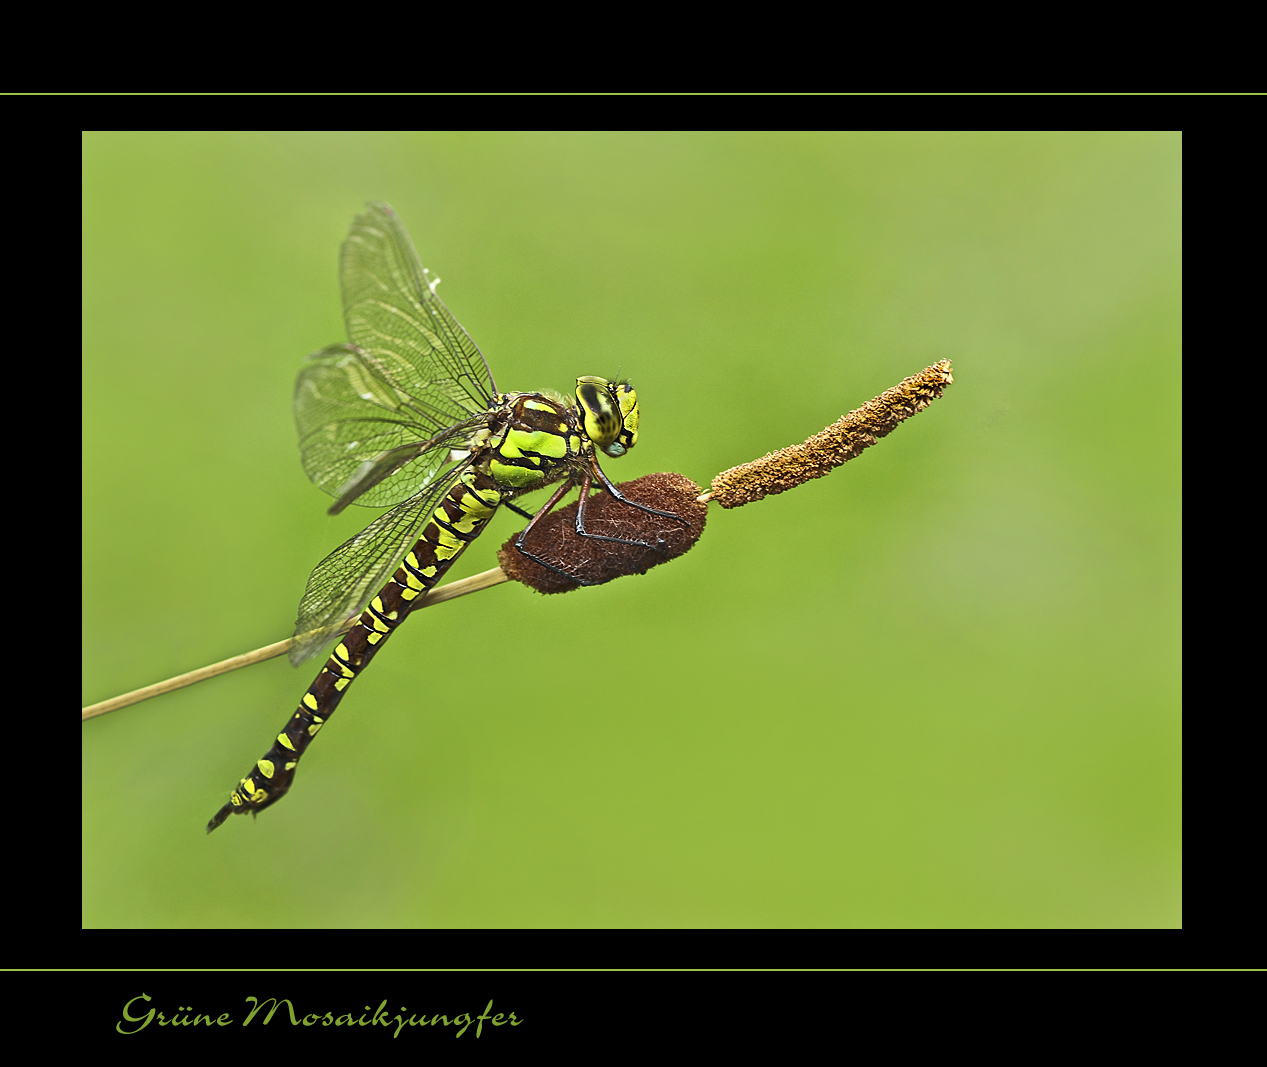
{"left": 503, "top": 499, "right": 536, "bottom": 520}
{"left": 588, "top": 456, "right": 690, "bottom": 526}
{"left": 569, "top": 457, "right": 690, "bottom": 557}
{"left": 569, "top": 464, "right": 683, "bottom": 560}
{"left": 512, "top": 459, "right": 691, "bottom": 584}
{"left": 512, "top": 477, "right": 601, "bottom": 585}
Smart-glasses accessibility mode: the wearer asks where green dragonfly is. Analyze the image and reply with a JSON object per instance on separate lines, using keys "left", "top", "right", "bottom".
{"left": 207, "top": 202, "right": 682, "bottom": 832}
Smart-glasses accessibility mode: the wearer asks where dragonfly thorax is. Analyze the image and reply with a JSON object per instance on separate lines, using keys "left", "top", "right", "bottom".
{"left": 479, "top": 380, "right": 639, "bottom": 493}
{"left": 576, "top": 376, "right": 639, "bottom": 458}
{"left": 483, "top": 392, "right": 585, "bottom": 491}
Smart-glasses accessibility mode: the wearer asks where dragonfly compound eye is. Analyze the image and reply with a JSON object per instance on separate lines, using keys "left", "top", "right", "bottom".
{"left": 575, "top": 375, "right": 625, "bottom": 450}
{"left": 607, "top": 382, "right": 639, "bottom": 457}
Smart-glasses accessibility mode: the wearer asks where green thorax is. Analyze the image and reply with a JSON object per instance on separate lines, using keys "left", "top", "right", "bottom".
{"left": 477, "top": 377, "right": 640, "bottom": 492}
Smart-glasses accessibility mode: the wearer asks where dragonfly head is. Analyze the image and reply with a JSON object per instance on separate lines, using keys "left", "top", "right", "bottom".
{"left": 576, "top": 376, "right": 639, "bottom": 458}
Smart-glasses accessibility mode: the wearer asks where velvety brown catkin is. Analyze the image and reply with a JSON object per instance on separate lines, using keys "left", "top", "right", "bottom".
{"left": 498, "top": 472, "right": 708, "bottom": 594}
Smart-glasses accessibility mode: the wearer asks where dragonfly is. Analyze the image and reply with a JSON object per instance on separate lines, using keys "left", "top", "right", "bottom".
{"left": 207, "top": 201, "right": 683, "bottom": 832}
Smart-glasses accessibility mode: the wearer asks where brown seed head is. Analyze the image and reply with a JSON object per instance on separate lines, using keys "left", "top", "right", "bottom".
{"left": 498, "top": 472, "right": 708, "bottom": 594}
{"left": 708, "top": 359, "right": 953, "bottom": 508}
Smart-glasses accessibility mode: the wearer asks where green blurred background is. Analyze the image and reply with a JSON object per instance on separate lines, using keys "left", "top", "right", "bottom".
{"left": 83, "top": 132, "right": 1180, "bottom": 928}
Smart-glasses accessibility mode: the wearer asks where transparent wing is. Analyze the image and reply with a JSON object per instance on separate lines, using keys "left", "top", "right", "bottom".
{"left": 294, "top": 201, "right": 497, "bottom": 510}
{"left": 289, "top": 460, "right": 474, "bottom": 666}
{"left": 295, "top": 342, "right": 483, "bottom": 510}
{"left": 342, "top": 201, "right": 496, "bottom": 420}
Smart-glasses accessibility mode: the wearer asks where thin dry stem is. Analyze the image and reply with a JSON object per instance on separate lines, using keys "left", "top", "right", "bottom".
{"left": 81, "top": 566, "right": 510, "bottom": 721}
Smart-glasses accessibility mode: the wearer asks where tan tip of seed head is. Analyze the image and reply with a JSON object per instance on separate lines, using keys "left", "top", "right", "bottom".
{"left": 707, "top": 359, "right": 953, "bottom": 509}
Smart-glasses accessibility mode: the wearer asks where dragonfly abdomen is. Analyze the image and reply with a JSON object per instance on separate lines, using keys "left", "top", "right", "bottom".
{"left": 206, "top": 470, "right": 505, "bottom": 832}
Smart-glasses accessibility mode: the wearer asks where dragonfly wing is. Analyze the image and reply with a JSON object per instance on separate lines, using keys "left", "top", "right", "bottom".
{"left": 296, "top": 202, "right": 498, "bottom": 510}
{"left": 295, "top": 343, "right": 482, "bottom": 509}
{"left": 327, "top": 440, "right": 435, "bottom": 516}
{"left": 290, "top": 461, "right": 473, "bottom": 666}
{"left": 341, "top": 201, "right": 497, "bottom": 422}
